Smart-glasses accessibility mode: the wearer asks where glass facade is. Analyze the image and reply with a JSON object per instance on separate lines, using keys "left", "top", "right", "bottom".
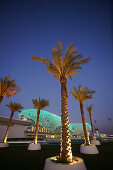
{"left": 18, "top": 109, "right": 91, "bottom": 137}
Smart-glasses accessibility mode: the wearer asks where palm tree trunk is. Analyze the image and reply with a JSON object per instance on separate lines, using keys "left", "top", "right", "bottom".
{"left": 89, "top": 112, "right": 95, "bottom": 140}
{"left": 60, "top": 78, "right": 72, "bottom": 162}
{"left": 33, "top": 110, "right": 40, "bottom": 144}
{"left": 0, "top": 96, "right": 3, "bottom": 103}
{"left": 3, "top": 111, "right": 14, "bottom": 143}
{"left": 80, "top": 102, "right": 90, "bottom": 145}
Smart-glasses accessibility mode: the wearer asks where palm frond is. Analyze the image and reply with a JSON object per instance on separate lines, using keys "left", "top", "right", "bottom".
{"left": 58, "top": 40, "right": 63, "bottom": 58}
{"left": 63, "top": 55, "right": 81, "bottom": 73}
{"left": 31, "top": 56, "right": 50, "bottom": 65}
{"left": 71, "top": 85, "right": 95, "bottom": 102}
{"left": 65, "top": 41, "right": 77, "bottom": 57}
{"left": 31, "top": 41, "right": 91, "bottom": 81}
{"left": 87, "top": 104, "right": 95, "bottom": 113}
{"left": 6, "top": 101, "right": 23, "bottom": 112}
{"left": 32, "top": 97, "right": 49, "bottom": 110}
{"left": 70, "top": 88, "right": 80, "bottom": 101}
{"left": 47, "top": 63, "right": 60, "bottom": 79}
{"left": 0, "top": 76, "right": 22, "bottom": 102}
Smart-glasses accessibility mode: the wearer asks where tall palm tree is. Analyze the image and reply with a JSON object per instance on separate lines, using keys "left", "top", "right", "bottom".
{"left": 0, "top": 76, "right": 22, "bottom": 103}
{"left": 31, "top": 41, "right": 91, "bottom": 162}
{"left": 87, "top": 104, "right": 96, "bottom": 140}
{"left": 3, "top": 102, "right": 23, "bottom": 143}
{"left": 71, "top": 85, "right": 95, "bottom": 145}
{"left": 32, "top": 97, "right": 49, "bottom": 144}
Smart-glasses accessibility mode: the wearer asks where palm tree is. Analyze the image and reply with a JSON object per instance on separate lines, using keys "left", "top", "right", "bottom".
{"left": 31, "top": 41, "right": 91, "bottom": 162}
{"left": 71, "top": 85, "right": 95, "bottom": 145}
{"left": 32, "top": 97, "right": 49, "bottom": 144}
{"left": 87, "top": 104, "right": 96, "bottom": 140}
{"left": 3, "top": 102, "right": 23, "bottom": 143}
{"left": 0, "top": 76, "right": 22, "bottom": 103}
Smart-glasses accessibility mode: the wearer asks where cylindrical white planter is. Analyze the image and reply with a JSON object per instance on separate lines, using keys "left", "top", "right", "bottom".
{"left": 80, "top": 144, "right": 99, "bottom": 154}
{"left": 91, "top": 140, "right": 101, "bottom": 145}
{"left": 0, "top": 142, "right": 9, "bottom": 148}
{"left": 44, "top": 156, "right": 87, "bottom": 170}
{"left": 28, "top": 143, "right": 41, "bottom": 150}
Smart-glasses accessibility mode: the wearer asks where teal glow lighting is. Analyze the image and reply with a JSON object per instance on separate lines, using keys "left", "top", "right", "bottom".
{"left": 69, "top": 123, "right": 91, "bottom": 136}
{"left": 18, "top": 109, "right": 91, "bottom": 135}
{"left": 18, "top": 109, "right": 61, "bottom": 131}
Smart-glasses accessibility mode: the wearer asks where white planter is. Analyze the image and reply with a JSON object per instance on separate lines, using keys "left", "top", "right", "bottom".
{"left": 0, "top": 142, "right": 9, "bottom": 148}
{"left": 80, "top": 144, "right": 99, "bottom": 154}
{"left": 28, "top": 143, "right": 41, "bottom": 150}
{"left": 44, "top": 156, "right": 87, "bottom": 170}
{"left": 91, "top": 140, "right": 101, "bottom": 145}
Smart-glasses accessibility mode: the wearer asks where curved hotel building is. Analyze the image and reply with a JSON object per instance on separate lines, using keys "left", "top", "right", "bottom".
{"left": 18, "top": 109, "right": 91, "bottom": 139}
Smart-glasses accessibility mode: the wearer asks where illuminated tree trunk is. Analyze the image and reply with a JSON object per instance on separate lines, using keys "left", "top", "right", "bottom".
{"left": 89, "top": 111, "right": 95, "bottom": 140}
{"left": 80, "top": 102, "right": 90, "bottom": 145}
{"left": 60, "top": 78, "right": 72, "bottom": 162}
{"left": 3, "top": 111, "right": 14, "bottom": 143}
{"left": 33, "top": 110, "right": 40, "bottom": 144}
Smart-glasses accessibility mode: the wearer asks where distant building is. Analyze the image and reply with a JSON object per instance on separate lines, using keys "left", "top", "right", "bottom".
{"left": 0, "top": 116, "right": 32, "bottom": 141}
{"left": 0, "top": 110, "right": 91, "bottom": 141}
{"left": 19, "top": 109, "right": 91, "bottom": 139}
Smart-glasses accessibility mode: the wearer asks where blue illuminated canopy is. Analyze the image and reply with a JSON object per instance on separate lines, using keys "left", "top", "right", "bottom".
{"left": 18, "top": 109, "right": 91, "bottom": 135}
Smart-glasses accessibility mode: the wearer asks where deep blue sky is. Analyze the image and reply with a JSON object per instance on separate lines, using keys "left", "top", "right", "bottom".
{"left": 0, "top": 0, "right": 113, "bottom": 134}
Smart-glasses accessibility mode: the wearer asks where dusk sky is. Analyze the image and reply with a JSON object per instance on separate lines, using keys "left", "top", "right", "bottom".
{"left": 0, "top": 0, "right": 113, "bottom": 134}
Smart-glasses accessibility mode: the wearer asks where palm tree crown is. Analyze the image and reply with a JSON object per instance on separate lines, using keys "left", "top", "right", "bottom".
{"left": 0, "top": 76, "right": 22, "bottom": 103}
{"left": 71, "top": 85, "right": 96, "bottom": 102}
{"left": 6, "top": 102, "right": 23, "bottom": 113}
{"left": 31, "top": 41, "right": 91, "bottom": 82}
{"left": 32, "top": 97, "right": 49, "bottom": 110}
{"left": 87, "top": 104, "right": 95, "bottom": 114}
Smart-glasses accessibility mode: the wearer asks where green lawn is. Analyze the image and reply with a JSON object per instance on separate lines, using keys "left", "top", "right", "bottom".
{"left": 0, "top": 142, "right": 113, "bottom": 170}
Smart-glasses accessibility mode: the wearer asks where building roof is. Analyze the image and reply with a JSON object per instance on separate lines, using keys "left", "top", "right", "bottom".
{"left": 18, "top": 109, "right": 91, "bottom": 134}
{"left": 0, "top": 116, "right": 32, "bottom": 126}
{"left": 19, "top": 109, "right": 61, "bottom": 131}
